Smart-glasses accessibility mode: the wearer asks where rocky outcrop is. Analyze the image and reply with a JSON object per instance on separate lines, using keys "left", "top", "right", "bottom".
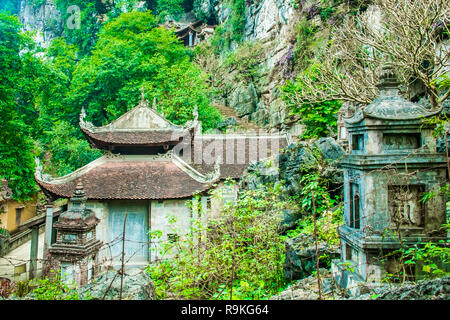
{"left": 283, "top": 234, "right": 339, "bottom": 281}
{"left": 18, "top": 0, "right": 63, "bottom": 48}
{"left": 78, "top": 268, "right": 156, "bottom": 300}
{"left": 241, "top": 137, "right": 345, "bottom": 198}
{"left": 271, "top": 271, "right": 450, "bottom": 300}
{"left": 350, "top": 276, "right": 450, "bottom": 300}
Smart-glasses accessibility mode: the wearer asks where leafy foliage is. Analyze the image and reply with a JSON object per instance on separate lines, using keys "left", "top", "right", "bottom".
{"left": 12, "top": 270, "right": 90, "bottom": 300}
{"left": 207, "top": 0, "right": 247, "bottom": 54}
{"left": 0, "top": 14, "right": 38, "bottom": 200}
{"left": 147, "top": 183, "right": 289, "bottom": 300}
{"left": 285, "top": 147, "right": 343, "bottom": 246}
{"left": 283, "top": 65, "right": 342, "bottom": 139}
{"left": 222, "top": 41, "right": 264, "bottom": 83}
{"left": 0, "top": 0, "right": 19, "bottom": 14}
{"left": 43, "top": 121, "right": 102, "bottom": 176}
{"left": 68, "top": 11, "right": 221, "bottom": 131}
{"left": 155, "top": 0, "right": 184, "bottom": 19}
{"left": 0, "top": 8, "right": 222, "bottom": 198}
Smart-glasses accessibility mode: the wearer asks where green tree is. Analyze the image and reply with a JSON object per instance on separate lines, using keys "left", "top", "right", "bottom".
{"left": 54, "top": 0, "right": 106, "bottom": 56}
{"left": 68, "top": 11, "right": 221, "bottom": 131}
{"left": 156, "top": 0, "right": 184, "bottom": 18}
{"left": 0, "top": 14, "right": 37, "bottom": 200}
{"left": 283, "top": 65, "right": 342, "bottom": 139}
{"left": 43, "top": 121, "right": 102, "bottom": 176}
{"left": 147, "top": 183, "right": 288, "bottom": 300}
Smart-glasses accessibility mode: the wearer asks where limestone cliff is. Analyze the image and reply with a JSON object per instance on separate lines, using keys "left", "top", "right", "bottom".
{"left": 206, "top": 0, "right": 301, "bottom": 131}
{"left": 15, "top": 0, "right": 337, "bottom": 132}
{"left": 198, "top": 0, "right": 339, "bottom": 133}
{"left": 18, "top": 0, "right": 63, "bottom": 48}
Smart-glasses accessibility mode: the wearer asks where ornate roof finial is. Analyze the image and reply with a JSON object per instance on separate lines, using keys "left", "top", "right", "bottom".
{"left": 79, "top": 106, "right": 96, "bottom": 132}
{"left": 80, "top": 106, "right": 86, "bottom": 122}
{"left": 35, "top": 157, "right": 43, "bottom": 178}
{"left": 75, "top": 180, "right": 85, "bottom": 197}
{"left": 152, "top": 97, "right": 157, "bottom": 110}
{"left": 139, "top": 87, "right": 149, "bottom": 108}
{"left": 193, "top": 105, "right": 199, "bottom": 122}
{"left": 70, "top": 179, "right": 87, "bottom": 212}
{"left": 376, "top": 62, "right": 400, "bottom": 94}
{"left": 0, "top": 179, "right": 12, "bottom": 200}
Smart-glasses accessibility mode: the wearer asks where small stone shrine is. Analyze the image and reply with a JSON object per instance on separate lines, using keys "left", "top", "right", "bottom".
{"left": 49, "top": 181, "right": 102, "bottom": 285}
{"left": 332, "top": 65, "right": 448, "bottom": 293}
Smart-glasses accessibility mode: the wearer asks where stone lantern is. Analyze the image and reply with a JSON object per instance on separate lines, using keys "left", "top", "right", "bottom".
{"left": 49, "top": 181, "right": 102, "bottom": 286}
{"left": 332, "top": 65, "right": 448, "bottom": 293}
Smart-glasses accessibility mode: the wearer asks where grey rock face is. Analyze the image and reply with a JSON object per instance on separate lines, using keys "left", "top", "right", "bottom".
{"left": 230, "top": 83, "right": 259, "bottom": 117}
{"left": 79, "top": 268, "right": 156, "bottom": 300}
{"left": 353, "top": 276, "right": 450, "bottom": 300}
{"left": 283, "top": 234, "right": 339, "bottom": 281}
{"left": 242, "top": 137, "right": 345, "bottom": 198}
{"left": 216, "top": 116, "right": 238, "bottom": 130}
{"left": 19, "top": 0, "right": 63, "bottom": 48}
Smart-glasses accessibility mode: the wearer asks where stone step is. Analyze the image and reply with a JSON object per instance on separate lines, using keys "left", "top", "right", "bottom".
{"left": 212, "top": 103, "right": 262, "bottom": 131}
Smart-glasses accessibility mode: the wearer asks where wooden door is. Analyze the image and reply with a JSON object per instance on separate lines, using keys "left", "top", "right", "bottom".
{"left": 108, "top": 201, "right": 149, "bottom": 264}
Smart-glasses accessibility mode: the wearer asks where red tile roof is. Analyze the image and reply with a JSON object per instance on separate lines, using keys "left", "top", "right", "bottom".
{"left": 36, "top": 159, "right": 212, "bottom": 200}
{"left": 189, "top": 135, "right": 288, "bottom": 178}
{"left": 81, "top": 127, "right": 189, "bottom": 147}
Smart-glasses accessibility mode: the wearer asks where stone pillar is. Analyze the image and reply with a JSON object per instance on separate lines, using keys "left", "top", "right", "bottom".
{"left": 189, "top": 32, "right": 193, "bottom": 47}
{"left": 29, "top": 226, "right": 39, "bottom": 279}
{"left": 44, "top": 205, "right": 53, "bottom": 254}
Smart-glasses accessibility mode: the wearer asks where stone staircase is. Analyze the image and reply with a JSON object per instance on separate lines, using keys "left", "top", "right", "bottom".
{"left": 212, "top": 103, "right": 264, "bottom": 132}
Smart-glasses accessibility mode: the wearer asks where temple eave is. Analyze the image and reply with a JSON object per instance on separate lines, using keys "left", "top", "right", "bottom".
{"left": 34, "top": 157, "right": 215, "bottom": 201}
{"left": 80, "top": 126, "right": 189, "bottom": 149}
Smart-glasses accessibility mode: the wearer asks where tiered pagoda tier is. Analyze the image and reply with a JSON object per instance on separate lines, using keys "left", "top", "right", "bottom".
{"left": 79, "top": 96, "right": 195, "bottom": 155}
{"left": 36, "top": 96, "right": 219, "bottom": 201}
{"left": 36, "top": 94, "right": 289, "bottom": 201}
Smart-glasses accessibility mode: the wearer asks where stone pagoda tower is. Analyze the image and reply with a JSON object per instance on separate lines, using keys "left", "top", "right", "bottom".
{"left": 49, "top": 181, "right": 102, "bottom": 286}
{"left": 332, "top": 65, "right": 448, "bottom": 293}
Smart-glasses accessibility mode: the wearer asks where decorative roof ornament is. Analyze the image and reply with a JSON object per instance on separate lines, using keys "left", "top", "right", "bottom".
{"left": 193, "top": 105, "right": 199, "bottom": 123}
{"left": 376, "top": 62, "right": 401, "bottom": 94}
{"left": 34, "top": 157, "right": 54, "bottom": 183}
{"left": 205, "top": 155, "right": 222, "bottom": 182}
{"left": 183, "top": 105, "right": 200, "bottom": 129}
{"left": 152, "top": 97, "right": 157, "bottom": 110}
{"left": 70, "top": 180, "right": 88, "bottom": 213}
{"left": 344, "top": 62, "right": 442, "bottom": 124}
{"left": 79, "top": 107, "right": 96, "bottom": 132}
{"left": 138, "top": 87, "right": 150, "bottom": 108}
{"left": 0, "top": 179, "right": 12, "bottom": 201}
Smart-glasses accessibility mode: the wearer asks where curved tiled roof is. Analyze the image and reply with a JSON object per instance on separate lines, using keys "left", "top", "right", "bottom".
{"left": 81, "top": 126, "right": 188, "bottom": 146}
{"left": 36, "top": 156, "right": 214, "bottom": 200}
{"left": 189, "top": 134, "right": 289, "bottom": 179}
{"left": 79, "top": 99, "right": 194, "bottom": 148}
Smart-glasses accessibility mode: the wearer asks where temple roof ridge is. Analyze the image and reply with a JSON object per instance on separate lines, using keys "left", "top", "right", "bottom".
{"left": 79, "top": 103, "right": 184, "bottom": 133}
{"left": 34, "top": 151, "right": 219, "bottom": 200}
{"left": 344, "top": 64, "right": 442, "bottom": 124}
{"left": 172, "top": 153, "right": 221, "bottom": 184}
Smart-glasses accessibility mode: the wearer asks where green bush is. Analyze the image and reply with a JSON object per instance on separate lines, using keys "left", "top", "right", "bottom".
{"left": 147, "top": 183, "right": 289, "bottom": 300}
{"left": 282, "top": 65, "right": 342, "bottom": 139}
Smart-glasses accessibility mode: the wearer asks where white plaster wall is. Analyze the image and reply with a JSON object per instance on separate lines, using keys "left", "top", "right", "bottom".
{"left": 150, "top": 199, "right": 192, "bottom": 261}
{"left": 86, "top": 201, "right": 109, "bottom": 266}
